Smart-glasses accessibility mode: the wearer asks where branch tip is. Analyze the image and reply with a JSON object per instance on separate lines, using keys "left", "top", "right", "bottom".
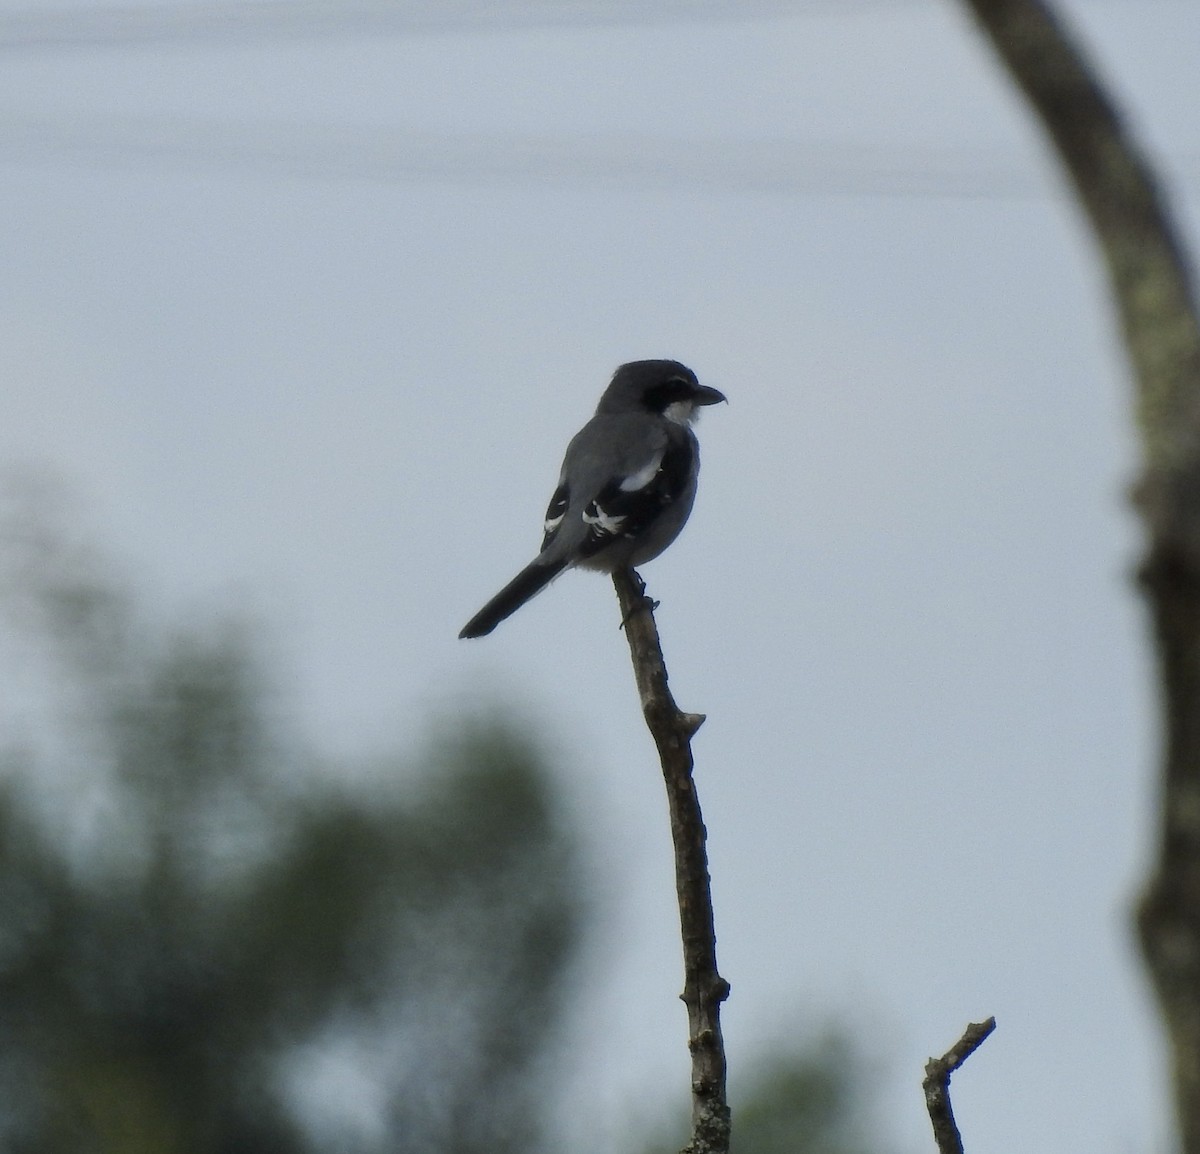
{"left": 923, "top": 1016, "right": 996, "bottom": 1154}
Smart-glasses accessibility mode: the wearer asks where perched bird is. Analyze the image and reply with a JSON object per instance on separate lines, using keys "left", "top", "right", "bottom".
{"left": 459, "top": 359, "right": 725, "bottom": 639}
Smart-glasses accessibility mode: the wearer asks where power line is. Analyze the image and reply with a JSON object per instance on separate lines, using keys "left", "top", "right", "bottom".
{"left": 0, "top": 0, "right": 915, "bottom": 52}
{"left": 0, "top": 0, "right": 1187, "bottom": 52}
{"left": 4, "top": 112, "right": 1196, "bottom": 200}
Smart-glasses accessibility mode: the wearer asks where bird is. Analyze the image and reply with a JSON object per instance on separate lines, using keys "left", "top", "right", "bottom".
{"left": 459, "top": 359, "right": 725, "bottom": 639}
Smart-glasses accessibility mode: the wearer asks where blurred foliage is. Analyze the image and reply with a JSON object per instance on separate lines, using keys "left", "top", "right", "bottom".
{"left": 730, "top": 1033, "right": 885, "bottom": 1154}
{"left": 0, "top": 481, "right": 897, "bottom": 1154}
{"left": 0, "top": 483, "right": 587, "bottom": 1154}
{"left": 637, "top": 1031, "right": 890, "bottom": 1154}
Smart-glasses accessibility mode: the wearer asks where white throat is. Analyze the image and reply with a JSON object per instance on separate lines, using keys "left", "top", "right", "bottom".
{"left": 662, "top": 399, "right": 697, "bottom": 426}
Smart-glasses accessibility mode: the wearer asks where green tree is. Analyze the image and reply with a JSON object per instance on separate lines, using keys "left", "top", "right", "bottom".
{"left": 0, "top": 487, "right": 586, "bottom": 1153}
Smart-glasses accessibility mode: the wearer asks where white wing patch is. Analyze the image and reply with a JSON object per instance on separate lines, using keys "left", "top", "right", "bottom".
{"left": 619, "top": 447, "right": 666, "bottom": 493}
{"left": 542, "top": 483, "right": 569, "bottom": 542}
{"left": 582, "top": 502, "right": 627, "bottom": 537}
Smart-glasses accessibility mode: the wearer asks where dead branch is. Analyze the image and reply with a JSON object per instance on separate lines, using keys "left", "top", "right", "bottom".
{"left": 957, "top": 2, "right": 1200, "bottom": 1148}
{"left": 613, "top": 567, "right": 730, "bottom": 1154}
{"left": 923, "top": 1017, "right": 996, "bottom": 1154}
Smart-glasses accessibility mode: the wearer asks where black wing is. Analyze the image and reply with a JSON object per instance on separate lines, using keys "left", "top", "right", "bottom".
{"left": 578, "top": 436, "right": 694, "bottom": 559}
{"left": 540, "top": 481, "right": 569, "bottom": 551}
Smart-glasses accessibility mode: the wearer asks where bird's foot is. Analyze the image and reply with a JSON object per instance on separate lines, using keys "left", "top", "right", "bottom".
{"left": 619, "top": 569, "right": 659, "bottom": 630}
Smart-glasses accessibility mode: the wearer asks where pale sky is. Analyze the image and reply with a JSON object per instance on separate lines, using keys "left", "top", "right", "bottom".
{"left": 1, "top": 1, "right": 1198, "bottom": 1151}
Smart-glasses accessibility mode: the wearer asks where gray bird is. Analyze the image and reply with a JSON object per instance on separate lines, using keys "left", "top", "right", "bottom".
{"left": 459, "top": 359, "right": 725, "bottom": 639}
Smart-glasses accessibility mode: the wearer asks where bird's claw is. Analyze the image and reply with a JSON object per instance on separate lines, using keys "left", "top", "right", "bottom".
{"left": 619, "top": 598, "right": 659, "bottom": 631}
{"left": 620, "top": 571, "right": 659, "bottom": 630}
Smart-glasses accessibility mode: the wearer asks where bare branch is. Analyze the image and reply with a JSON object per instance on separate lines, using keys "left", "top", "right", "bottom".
{"left": 923, "top": 1017, "right": 996, "bottom": 1154}
{"left": 956, "top": 2, "right": 1200, "bottom": 1149}
{"left": 613, "top": 568, "right": 730, "bottom": 1154}
{"left": 959, "top": 0, "right": 1200, "bottom": 483}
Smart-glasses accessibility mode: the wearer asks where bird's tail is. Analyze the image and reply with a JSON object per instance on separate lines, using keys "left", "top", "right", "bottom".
{"left": 459, "top": 558, "right": 569, "bottom": 638}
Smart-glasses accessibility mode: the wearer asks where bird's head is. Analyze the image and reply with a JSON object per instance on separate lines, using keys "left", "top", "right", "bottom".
{"left": 597, "top": 359, "right": 727, "bottom": 424}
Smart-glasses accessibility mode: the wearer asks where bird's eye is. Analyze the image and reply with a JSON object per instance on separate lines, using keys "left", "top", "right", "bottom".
{"left": 645, "top": 376, "right": 696, "bottom": 412}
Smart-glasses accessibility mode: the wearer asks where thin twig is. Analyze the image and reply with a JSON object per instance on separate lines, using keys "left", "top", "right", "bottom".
{"left": 922, "top": 1017, "right": 996, "bottom": 1154}
{"left": 613, "top": 568, "right": 730, "bottom": 1154}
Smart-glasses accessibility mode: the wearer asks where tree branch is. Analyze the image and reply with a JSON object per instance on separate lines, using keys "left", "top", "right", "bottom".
{"left": 959, "top": 0, "right": 1200, "bottom": 482}
{"left": 923, "top": 1017, "right": 996, "bottom": 1154}
{"left": 957, "top": 2, "right": 1200, "bottom": 1149}
{"left": 613, "top": 568, "right": 730, "bottom": 1154}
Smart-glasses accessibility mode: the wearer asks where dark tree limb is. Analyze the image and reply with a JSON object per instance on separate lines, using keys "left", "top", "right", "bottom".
{"left": 955, "top": 1, "right": 1200, "bottom": 482}
{"left": 923, "top": 1018, "right": 996, "bottom": 1154}
{"left": 613, "top": 568, "right": 731, "bottom": 1154}
{"left": 957, "top": 2, "right": 1200, "bottom": 1149}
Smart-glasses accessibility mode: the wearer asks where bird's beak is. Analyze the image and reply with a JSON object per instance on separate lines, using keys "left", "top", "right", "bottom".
{"left": 694, "top": 384, "right": 727, "bottom": 406}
